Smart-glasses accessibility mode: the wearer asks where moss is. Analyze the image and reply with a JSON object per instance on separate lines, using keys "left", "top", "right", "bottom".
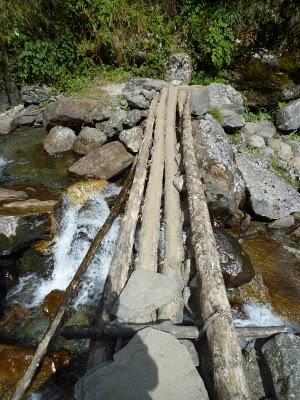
{"left": 243, "top": 146, "right": 261, "bottom": 155}
{"left": 271, "top": 155, "right": 299, "bottom": 189}
{"left": 209, "top": 108, "right": 225, "bottom": 124}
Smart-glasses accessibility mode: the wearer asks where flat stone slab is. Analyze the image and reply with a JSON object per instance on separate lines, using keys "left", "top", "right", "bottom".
{"left": 0, "top": 188, "right": 28, "bottom": 203}
{"left": 112, "top": 269, "right": 180, "bottom": 322}
{"left": 69, "top": 141, "right": 134, "bottom": 180}
{"left": 74, "top": 327, "right": 209, "bottom": 400}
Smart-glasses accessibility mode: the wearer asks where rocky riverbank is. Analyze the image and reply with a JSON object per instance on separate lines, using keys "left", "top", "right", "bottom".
{"left": 0, "top": 54, "right": 299, "bottom": 399}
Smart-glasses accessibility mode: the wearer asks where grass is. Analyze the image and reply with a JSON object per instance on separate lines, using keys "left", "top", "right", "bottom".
{"left": 229, "top": 132, "right": 241, "bottom": 145}
{"left": 191, "top": 71, "right": 228, "bottom": 85}
{"left": 271, "top": 155, "right": 299, "bottom": 189}
{"left": 209, "top": 108, "right": 225, "bottom": 124}
{"left": 243, "top": 146, "right": 261, "bottom": 155}
{"left": 278, "top": 101, "right": 288, "bottom": 110}
{"left": 244, "top": 109, "right": 271, "bottom": 122}
{"left": 287, "top": 133, "right": 300, "bottom": 142}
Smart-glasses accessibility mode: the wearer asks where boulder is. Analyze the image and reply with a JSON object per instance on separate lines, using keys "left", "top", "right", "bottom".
{"left": 214, "top": 228, "right": 255, "bottom": 288}
{"left": 119, "top": 126, "right": 143, "bottom": 154}
{"left": 14, "top": 105, "right": 39, "bottom": 126}
{"left": 291, "top": 156, "right": 300, "bottom": 175}
{"left": 246, "top": 134, "right": 266, "bottom": 149}
{"left": 69, "top": 141, "right": 134, "bottom": 180}
{"left": 123, "top": 78, "right": 169, "bottom": 94}
{"left": 74, "top": 328, "right": 209, "bottom": 400}
{"left": 21, "top": 85, "right": 51, "bottom": 105}
{"left": 268, "top": 138, "right": 293, "bottom": 164}
{"left": 165, "top": 53, "right": 192, "bottom": 84}
{"left": 124, "top": 92, "right": 150, "bottom": 110}
{"left": 191, "top": 83, "right": 244, "bottom": 117}
{"left": 236, "top": 153, "right": 300, "bottom": 219}
{"left": 112, "top": 269, "right": 180, "bottom": 322}
{"left": 102, "top": 108, "right": 127, "bottom": 138}
{"left": 0, "top": 188, "right": 28, "bottom": 203}
{"left": 2, "top": 199, "right": 56, "bottom": 213}
{"left": 43, "top": 99, "right": 99, "bottom": 130}
{"left": 262, "top": 334, "right": 300, "bottom": 400}
{"left": 90, "top": 105, "right": 114, "bottom": 123}
{"left": 0, "top": 105, "right": 24, "bottom": 134}
{"left": 192, "top": 116, "right": 245, "bottom": 215}
{"left": 268, "top": 215, "right": 295, "bottom": 229}
{"left": 123, "top": 109, "right": 143, "bottom": 128}
{"left": 73, "top": 127, "right": 107, "bottom": 155}
{"left": 221, "top": 109, "right": 245, "bottom": 133}
{"left": 241, "top": 121, "right": 276, "bottom": 140}
{"left": 0, "top": 213, "right": 52, "bottom": 255}
{"left": 276, "top": 98, "right": 300, "bottom": 132}
{"left": 43, "top": 126, "right": 76, "bottom": 155}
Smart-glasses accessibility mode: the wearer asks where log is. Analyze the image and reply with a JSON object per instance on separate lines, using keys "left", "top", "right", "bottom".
{"left": 61, "top": 324, "right": 288, "bottom": 341}
{"left": 12, "top": 164, "right": 136, "bottom": 400}
{"left": 158, "top": 86, "right": 185, "bottom": 323}
{"left": 133, "top": 88, "right": 167, "bottom": 323}
{"left": 180, "top": 90, "right": 249, "bottom": 400}
{"left": 62, "top": 322, "right": 199, "bottom": 340}
{"left": 136, "top": 88, "right": 167, "bottom": 272}
{"left": 87, "top": 94, "right": 159, "bottom": 368}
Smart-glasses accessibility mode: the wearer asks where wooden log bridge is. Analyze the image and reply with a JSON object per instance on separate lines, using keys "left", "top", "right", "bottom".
{"left": 13, "top": 87, "right": 288, "bottom": 400}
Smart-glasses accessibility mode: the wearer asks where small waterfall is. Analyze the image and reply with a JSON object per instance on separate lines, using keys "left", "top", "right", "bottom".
{"left": 234, "top": 302, "right": 285, "bottom": 327}
{"left": 8, "top": 184, "right": 121, "bottom": 309}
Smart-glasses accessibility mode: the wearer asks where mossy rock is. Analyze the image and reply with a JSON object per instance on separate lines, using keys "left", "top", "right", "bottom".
{"left": 20, "top": 246, "right": 53, "bottom": 277}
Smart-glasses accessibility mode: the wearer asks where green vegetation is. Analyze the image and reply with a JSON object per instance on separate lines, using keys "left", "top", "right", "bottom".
{"left": 243, "top": 146, "right": 261, "bottom": 155}
{"left": 209, "top": 108, "right": 225, "bottom": 124}
{"left": 1, "top": 0, "right": 299, "bottom": 91}
{"left": 278, "top": 101, "right": 288, "bottom": 109}
{"left": 287, "top": 133, "right": 300, "bottom": 142}
{"left": 271, "top": 155, "right": 299, "bottom": 189}
{"left": 244, "top": 107, "right": 271, "bottom": 122}
{"left": 229, "top": 132, "right": 241, "bottom": 145}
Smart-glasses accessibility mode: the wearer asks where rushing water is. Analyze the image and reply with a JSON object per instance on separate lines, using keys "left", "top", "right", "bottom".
{"left": 8, "top": 184, "right": 121, "bottom": 310}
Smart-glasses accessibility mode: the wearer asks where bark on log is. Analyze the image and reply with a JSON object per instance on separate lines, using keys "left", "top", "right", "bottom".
{"left": 61, "top": 324, "right": 288, "bottom": 341}
{"left": 87, "top": 95, "right": 159, "bottom": 368}
{"left": 136, "top": 88, "right": 167, "bottom": 272}
{"left": 180, "top": 90, "right": 249, "bottom": 400}
{"left": 158, "top": 86, "right": 185, "bottom": 323}
{"left": 12, "top": 165, "right": 135, "bottom": 400}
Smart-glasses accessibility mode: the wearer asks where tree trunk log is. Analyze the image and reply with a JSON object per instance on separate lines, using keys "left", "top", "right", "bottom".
{"left": 87, "top": 95, "right": 159, "bottom": 368}
{"left": 180, "top": 90, "right": 249, "bottom": 400}
{"left": 158, "top": 86, "right": 184, "bottom": 323}
{"left": 12, "top": 166, "right": 135, "bottom": 400}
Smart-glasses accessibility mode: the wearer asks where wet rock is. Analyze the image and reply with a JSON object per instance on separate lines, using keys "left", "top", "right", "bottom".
{"left": 43, "top": 289, "right": 65, "bottom": 318}
{"left": 246, "top": 134, "right": 266, "bottom": 149}
{"left": 214, "top": 228, "right": 255, "bottom": 288}
{"left": 123, "top": 109, "right": 143, "bottom": 128}
{"left": 21, "top": 85, "right": 51, "bottom": 105}
{"left": 165, "top": 53, "right": 192, "bottom": 84}
{"left": 0, "top": 270, "right": 11, "bottom": 318}
{"left": 113, "top": 269, "right": 180, "bottom": 322}
{"left": 276, "top": 98, "right": 300, "bottom": 132}
{"left": 0, "top": 213, "right": 52, "bottom": 255}
{"left": 66, "top": 180, "right": 108, "bottom": 205}
{"left": 236, "top": 153, "right": 300, "bottom": 219}
{"left": 43, "top": 98, "right": 99, "bottom": 130}
{"left": 242, "top": 236, "right": 300, "bottom": 324}
{"left": 73, "top": 127, "right": 107, "bottom": 155}
{"left": 191, "top": 83, "right": 244, "bottom": 117}
{"left": 75, "top": 327, "right": 209, "bottom": 400}
{"left": 241, "top": 121, "right": 276, "bottom": 140}
{"left": 2, "top": 198, "right": 57, "bottom": 213}
{"left": 268, "top": 215, "right": 295, "bottom": 229}
{"left": 192, "top": 116, "right": 245, "bottom": 214}
{"left": 43, "top": 126, "right": 76, "bottom": 155}
{"left": 0, "top": 343, "right": 70, "bottom": 396}
{"left": 262, "top": 334, "right": 300, "bottom": 400}
{"left": 20, "top": 246, "right": 53, "bottom": 277}
{"left": 0, "top": 188, "right": 28, "bottom": 203}
{"left": 221, "top": 109, "right": 245, "bottom": 133}
{"left": 119, "top": 126, "right": 143, "bottom": 153}
{"left": 102, "top": 108, "right": 127, "bottom": 138}
{"left": 69, "top": 141, "right": 134, "bottom": 180}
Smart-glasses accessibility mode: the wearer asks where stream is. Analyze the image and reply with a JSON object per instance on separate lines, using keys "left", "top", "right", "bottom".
{"left": 0, "top": 126, "right": 299, "bottom": 398}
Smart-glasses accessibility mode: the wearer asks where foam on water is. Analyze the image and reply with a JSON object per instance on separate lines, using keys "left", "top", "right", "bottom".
{"left": 0, "top": 155, "right": 12, "bottom": 167}
{"left": 9, "top": 184, "right": 121, "bottom": 309}
{"left": 234, "top": 302, "right": 285, "bottom": 327}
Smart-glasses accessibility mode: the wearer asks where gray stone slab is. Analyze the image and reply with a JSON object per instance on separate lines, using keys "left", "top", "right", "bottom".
{"left": 74, "top": 327, "right": 209, "bottom": 400}
{"left": 112, "top": 269, "right": 180, "bottom": 322}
